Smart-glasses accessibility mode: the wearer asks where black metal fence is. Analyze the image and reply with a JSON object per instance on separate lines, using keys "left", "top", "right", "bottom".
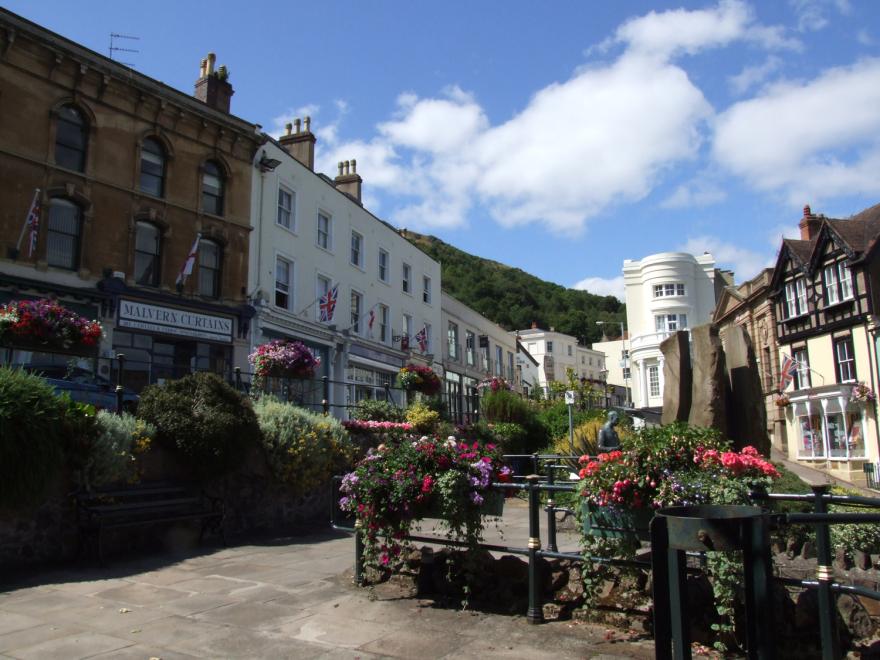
{"left": 864, "top": 463, "right": 880, "bottom": 491}
{"left": 331, "top": 455, "right": 880, "bottom": 659}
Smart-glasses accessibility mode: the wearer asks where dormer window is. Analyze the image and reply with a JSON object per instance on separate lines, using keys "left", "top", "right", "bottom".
{"left": 825, "top": 262, "right": 854, "bottom": 305}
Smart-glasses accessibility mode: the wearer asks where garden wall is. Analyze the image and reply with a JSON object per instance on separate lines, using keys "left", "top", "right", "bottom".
{"left": 0, "top": 445, "right": 331, "bottom": 572}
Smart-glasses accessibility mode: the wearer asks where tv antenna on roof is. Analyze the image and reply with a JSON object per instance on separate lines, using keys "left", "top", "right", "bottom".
{"left": 109, "top": 33, "right": 139, "bottom": 67}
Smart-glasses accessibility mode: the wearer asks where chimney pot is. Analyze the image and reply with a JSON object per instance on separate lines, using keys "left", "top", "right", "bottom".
{"left": 206, "top": 52, "right": 216, "bottom": 75}
{"left": 285, "top": 122, "right": 293, "bottom": 136}
{"left": 351, "top": 159, "right": 357, "bottom": 174}
{"left": 194, "top": 52, "right": 233, "bottom": 113}
{"left": 798, "top": 204, "right": 821, "bottom": 241}
{"left": 804, "top": 204, "right": 812, "bottom": 218}
{"left": 344, "top": 160, "right": 350, "bottom": 175}
{"left": 293, "top": 117, "right": 301, "bottom": 133}
{"left": 304, "top": 116, "right": 311, "bottom": 132}
{"left": 278, "top": 116, "right": 316, "bottom": 170}
{"left": 337, "top": 162, "right": 344, "bottom": 176}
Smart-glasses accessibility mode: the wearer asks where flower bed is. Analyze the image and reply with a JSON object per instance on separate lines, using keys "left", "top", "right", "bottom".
{"left": 0, "top": 299, "right": 102, "bottom": 352}
{"left": 342, "top": 420, "right": 413, "bottom": 433}
{"left": 396, "top": 363, "right": 441, "bottom": 396}
{"left": 339, "top": 436, "right": 512, "bottom": 572}
{"left": 249, "top": 340, "right": 320, "bottom": 381}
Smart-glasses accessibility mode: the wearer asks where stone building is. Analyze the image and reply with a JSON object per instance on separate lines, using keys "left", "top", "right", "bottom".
{"left": 712, "top": 268, "right": 785, "bottom": 452}
{"left": 0, "top": 9, "right": 262, "bottom": 389}
{"left": 515, "top": 325, "right": 606, "bottom": 394}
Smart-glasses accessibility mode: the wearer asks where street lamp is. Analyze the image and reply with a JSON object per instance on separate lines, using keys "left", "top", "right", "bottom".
{"left": 597, "top": 320, "right": 630, "bottom": 408}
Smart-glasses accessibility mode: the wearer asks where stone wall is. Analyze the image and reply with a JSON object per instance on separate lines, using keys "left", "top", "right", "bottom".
{"left": 0, "top": 444, "right": 332, "bottom": 572}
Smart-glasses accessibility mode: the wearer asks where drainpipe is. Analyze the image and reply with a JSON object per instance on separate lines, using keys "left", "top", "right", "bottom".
{"left": 249, "top": 162, "right": 268, "bottom": 359}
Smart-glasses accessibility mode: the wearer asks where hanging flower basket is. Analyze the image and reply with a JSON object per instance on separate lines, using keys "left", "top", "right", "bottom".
{"left": 775, "top": 395, "right": 791, "bottom": 407}
{"left": 249, "top": 339, "right": 320, "bottom": 381}
{"left": 424, "top": 488, "right": 506, "bottom": 519}
{"left": 0, "top": 298, "right": 102, "bottom": 354}
{"left": 851, "top": 382, "right": 876, "bottom": 404}
{"left": 396, "top": 363, "right": 442, "bottom": 396}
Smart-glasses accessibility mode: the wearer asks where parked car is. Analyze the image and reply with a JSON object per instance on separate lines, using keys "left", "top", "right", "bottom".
{"left": 26, "top": 365, "right": 139, "bottom": 412}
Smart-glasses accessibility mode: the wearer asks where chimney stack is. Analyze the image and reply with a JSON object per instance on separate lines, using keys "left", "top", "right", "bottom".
{"left": 531, "top": 321, "right": 537, "bottom": 329}
{"left": 334, "top": 158, "right": 363, "bottom": 205}
{"left": 278, "top": 116, "right": 316, "bottom": 170}
{"left": 799, "top": 203, "right": 821, "bottom": 241}
{"left": 194, "top": 53, "right": 234, "bottom": 113}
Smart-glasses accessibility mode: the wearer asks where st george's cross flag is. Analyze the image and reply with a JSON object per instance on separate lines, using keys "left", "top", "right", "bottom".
{"left": 176, "top": 233, "right": 202, "bottom": 287}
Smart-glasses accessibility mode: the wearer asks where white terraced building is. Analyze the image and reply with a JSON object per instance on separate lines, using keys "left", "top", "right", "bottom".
{"left": 623, "top": 252, "right": 731, "bottom": 409}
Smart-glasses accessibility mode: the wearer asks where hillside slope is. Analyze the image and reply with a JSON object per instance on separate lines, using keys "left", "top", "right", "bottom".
{"left": 403, "top": 231, "right": 625, "bottom": 345}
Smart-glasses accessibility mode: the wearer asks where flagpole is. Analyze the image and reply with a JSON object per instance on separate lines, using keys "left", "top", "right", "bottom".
{"left": 16, "top": 188, "right": 40, "bottom": 252}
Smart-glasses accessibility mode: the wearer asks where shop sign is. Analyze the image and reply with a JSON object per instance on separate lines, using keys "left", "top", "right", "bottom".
{"left": 118, "top": 299, "right": 233, "bottom": 343}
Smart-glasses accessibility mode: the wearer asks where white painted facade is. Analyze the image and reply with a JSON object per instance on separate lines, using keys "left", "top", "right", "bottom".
{"left": 248, "top": 138, "right": 441, "bottom": 416}
{"left": 591, "top": 338, "right": 631, "bottom": 400}
{"left": 622, "top": 252, "right": 720, "bottom": 409}
{"left": 515, "top": 327, "right": 605, "bottom": 392}
{"left": 441, "top": 292, "right": 518, "bottom": 422}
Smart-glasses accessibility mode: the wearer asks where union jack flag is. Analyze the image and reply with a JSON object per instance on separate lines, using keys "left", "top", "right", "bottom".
{"left": 319, "top": 284, "right": 338, "bottom": 323}
{"left": 779, "top": 354, "right": 799, "bottom": 391}
{"left": 414, "top": 325, "right": 428, "bottom": 352}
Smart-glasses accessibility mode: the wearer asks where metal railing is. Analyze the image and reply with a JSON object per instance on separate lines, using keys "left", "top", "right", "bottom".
{"left": 331, "top": 457, "right": 880, "bottom": 658}
{"left": 864, "top": 463, "right": 880, "bottom": 490}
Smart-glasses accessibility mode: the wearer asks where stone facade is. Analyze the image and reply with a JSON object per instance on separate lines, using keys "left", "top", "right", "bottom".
{"left": 0, "top": 9, "right": 262, "bottom": 388}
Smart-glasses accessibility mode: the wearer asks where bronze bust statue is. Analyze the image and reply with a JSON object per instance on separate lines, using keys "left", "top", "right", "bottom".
{"left": 597, "top": 410, "right": 621, "bottom": 452}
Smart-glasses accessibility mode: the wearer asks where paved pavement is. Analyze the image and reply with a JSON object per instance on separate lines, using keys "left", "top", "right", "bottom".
{"left": 0, "top": 499, "right": 653, "bottom": 659}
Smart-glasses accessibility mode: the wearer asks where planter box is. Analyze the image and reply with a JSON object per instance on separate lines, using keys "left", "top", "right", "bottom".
{"left": 582, "top": 501, "right": 653, "bottom": 541}
{"left": 423, "top": 490, "right": 505, "bottom": 519}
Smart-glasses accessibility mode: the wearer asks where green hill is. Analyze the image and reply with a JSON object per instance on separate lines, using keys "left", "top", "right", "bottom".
{"left": 402, "top": 231, "right": 625, "bottom": 345}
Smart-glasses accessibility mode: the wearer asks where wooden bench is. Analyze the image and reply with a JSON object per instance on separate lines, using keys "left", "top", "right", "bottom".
{"left": 74, "top": 483, "right": 225, "bottom": 562}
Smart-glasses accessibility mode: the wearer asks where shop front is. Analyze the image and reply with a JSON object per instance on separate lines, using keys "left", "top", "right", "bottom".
{"left": 346, "top": 342, "right": 406, "bottom": 410}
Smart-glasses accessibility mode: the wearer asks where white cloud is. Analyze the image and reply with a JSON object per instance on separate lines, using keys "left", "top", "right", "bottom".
{"left": 857, "top": 29, "right": 873, "bottom": 46}
{"left": 661, "top": 179, "right": 728, "bottom": 209}
{"left": 572, "top": 276, "right": 626, "bottom": 300}
{"left": 790, "top": 0, "right": 851, "bottom": 32}
{"left": 605, "top": 0, "right": 800, "bottom": 58}
{"left": 714, "top": 58, "right": 880, "bottom": 203}
{"left": 679, "top": 236, "right": 773, "bottom": 280}
{"left": 766, "top": 222, "right": 803, "bottom": 250}
{"left": 728, "top": 55, "right": 782, "bottom": 94}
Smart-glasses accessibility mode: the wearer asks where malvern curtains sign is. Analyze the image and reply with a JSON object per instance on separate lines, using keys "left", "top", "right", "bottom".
{"left": 118, "top": 299, "right": 233, "bottom": 343}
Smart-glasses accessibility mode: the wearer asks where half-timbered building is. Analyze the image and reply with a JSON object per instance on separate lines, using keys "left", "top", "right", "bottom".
{"left": 770, "top": 204, "right": 880, "bottom": 485}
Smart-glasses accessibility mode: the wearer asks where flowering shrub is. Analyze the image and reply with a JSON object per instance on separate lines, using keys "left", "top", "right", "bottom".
{"left": 339, "top": 436, "right": 512, "bottom": 574}
{"left": 851, "top": 382, "right": 876, "bottom": 404}
{"left": 0, "top": 299, "right": 102, "bottom": 350}
{"left": 342, "top": 420, "right": 413, "bottom": 432}
{"left": 775, "top": 394, "right": 791, "bottom": 407}
{"left": 249, "top": 340, "right": 320, "bottom": 381}
{"left": 254, "top": 397, "right": 354, "bottom": 496}
{"left": 405, "top": 401, "right": 440, "bottom": 433}
{"left": 396, "top": 363, "right": 441, "bottom": 395}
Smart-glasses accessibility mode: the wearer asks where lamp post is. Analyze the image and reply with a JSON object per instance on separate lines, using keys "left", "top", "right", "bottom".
{"left": 597, "top": 320, "right": 630, "bottom": 408}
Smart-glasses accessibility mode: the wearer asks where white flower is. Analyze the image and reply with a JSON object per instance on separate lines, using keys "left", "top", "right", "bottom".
{"left": 445, "top": 436, "right": 457, "bottom": 448}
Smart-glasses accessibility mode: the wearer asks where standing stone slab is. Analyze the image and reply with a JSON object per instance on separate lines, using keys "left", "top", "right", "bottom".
{"left": 688, "top": 324, "right": 730, "bottom": 436}
{"left": 721, "top": 324, "right": 770, "bottom": 454}
{"left": 660, "top": 331, "right": 692, "bottom": 425}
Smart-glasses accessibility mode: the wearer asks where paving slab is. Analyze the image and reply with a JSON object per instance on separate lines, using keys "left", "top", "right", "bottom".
{"left": 0, "top": 624, "right": 84, "bottom": 655}
{"left": 4, "top": 631, "right": 133, "bottom": 659}
{"left": 0, "top": 614, "right": 41, "bottom": 637}
{"left": 192, "top": 599, "right": 312, "bottom": 629}
{"left": 275, "top": 612, "right": 397, "bottom": 649}
{"left": 92, "top": 582, "right": 192, "bottom": 607}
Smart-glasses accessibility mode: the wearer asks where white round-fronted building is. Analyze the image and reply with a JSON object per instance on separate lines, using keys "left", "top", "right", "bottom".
{"left": 623, "top": 252, "right": 728, "bottom": 409}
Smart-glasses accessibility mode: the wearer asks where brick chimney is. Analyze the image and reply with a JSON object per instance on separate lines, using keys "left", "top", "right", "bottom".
{"left": 531, "top": 321, "right": 537, "bottom": 329}
{"left": 194, "top": 53, "right": 234, "bottom": 113}
{"left": 278, "top": 117, "right": 316, "bottom": 170}
{"left": 334, "top": 159, "right": 362, "bottom": 205}
{"left": 799, "top": 204, "right": 821, "bottom": 241}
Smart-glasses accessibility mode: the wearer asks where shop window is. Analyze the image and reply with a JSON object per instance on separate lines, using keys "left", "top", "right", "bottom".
{"left": 139, "top": 138, "right": 166, "bottom": 197}
{"left": 55, "top": 105, "right": 88, "bottom": 172}
{"left": 134, "top": 221, "right": 161, "bottom": 286}
{"left": 198, "top": 239, "right": 221, "bottom": 298}
{"left": 201, "top": 161, "right": 225, "bottom": 216}
{"left": 46, "top": 198, "right": 81, "bottom": 270}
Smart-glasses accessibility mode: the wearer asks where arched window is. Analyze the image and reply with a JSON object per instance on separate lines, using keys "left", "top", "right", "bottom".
{"left": 55, "top": 105, "right": 88, "bottom": 172}
{"left": 198, "top": 239, "right": 221, "bottom": 298}
{"left": 134, "top": 221, "right": 161, "bottom": 286}
{"left": 139, "top": 138, "right": 166, "bottom": 197}
{"left": 201, "top": 161, "right": 225, "bottom": 216}
{"left": 46, "top": 198, "right": 82, "bottom": 269}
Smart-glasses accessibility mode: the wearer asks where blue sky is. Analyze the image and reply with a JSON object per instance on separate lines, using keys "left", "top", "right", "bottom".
{"left": 7, "top": 0, "right": 880, "bottom": 299}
